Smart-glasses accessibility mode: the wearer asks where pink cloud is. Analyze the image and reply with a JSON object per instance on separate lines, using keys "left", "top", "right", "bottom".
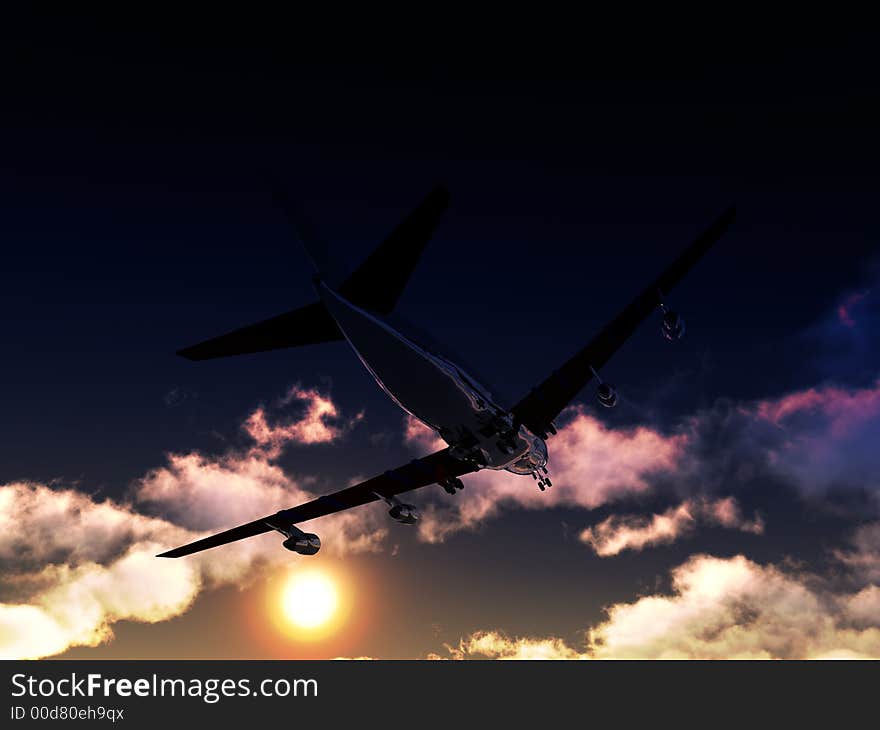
{"left": 580, "top": 497, "right": 763, "bottom": 556}
{"left": 413, "top": 407, "right": 687, "bottom": 543}
{"left": 746, "top": 379, "right": 880, "bottom": 495}
{"left": 837, "top": 290, "right": 870, "bottom": 328}
{"left": 402, "top": 375, "right": 880, "bottom": 545}
{"left": 755, "top": 380, "right": 880, "bottom": 435}
{"left": 403, "top": 414, "right": 446, "bottom": 453}
{"left": 243, "top": 385, "right": 363, "bottom": 458}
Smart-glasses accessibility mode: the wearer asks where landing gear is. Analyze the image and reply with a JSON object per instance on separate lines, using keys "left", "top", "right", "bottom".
{"left": 657, "top": 290, "right": 686, "bottom": 341}
{"left": 532, "top": 466, "right": 552, "bottom": 491}
{"left": 440, "top": 477, "right": 465, "bottom": 495}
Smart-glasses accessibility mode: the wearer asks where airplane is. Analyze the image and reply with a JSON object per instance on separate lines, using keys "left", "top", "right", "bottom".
{"left": 158, "top": 186, "right": 734, "bottom": 558}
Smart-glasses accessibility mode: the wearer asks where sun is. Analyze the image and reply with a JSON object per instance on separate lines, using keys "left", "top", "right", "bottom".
{"left": 281, "top": 570, "right": 338, "bottom": 630}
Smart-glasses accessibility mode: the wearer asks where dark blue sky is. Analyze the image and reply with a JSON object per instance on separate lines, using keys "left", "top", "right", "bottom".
{"left": 2, "top": 18, "right": 879, "bottom": 657}
{"left": 2, "top": 24, "right": 876, "bottom": 484}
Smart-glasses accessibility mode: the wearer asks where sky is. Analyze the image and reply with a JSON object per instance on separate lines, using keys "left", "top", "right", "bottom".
{"left": 1, "top": 17, "right": 879, "bottom": 659}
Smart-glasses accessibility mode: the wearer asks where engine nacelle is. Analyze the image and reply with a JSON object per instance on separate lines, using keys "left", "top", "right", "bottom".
{"left": 388, "top": 503, "right": 419, "bottom": 524}
{"left": 597, "top": 382, "right": 619, "bottom": 408}
{"left": 661, "top": 310, "right": 686, "bottom": 341}
{"left": 441, "top": 477, "right": 465, "bottom": 495}
{"left": 282, "top": 532, "right": 321, "bottom": 555}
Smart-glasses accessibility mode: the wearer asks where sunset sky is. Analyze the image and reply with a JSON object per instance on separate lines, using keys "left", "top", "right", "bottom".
{"left": 1, "top": 19, "right": 879, "bottom": 659}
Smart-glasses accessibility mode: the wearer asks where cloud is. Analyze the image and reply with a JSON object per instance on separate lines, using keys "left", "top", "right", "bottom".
{"left": 411, "top": 407, "right": 687, "bottom": 544}
{"left": 0, "top": 481, "right": 203, "bottom": 659}
{"left": 835, "top": 521, "right": 880, "bottom": 584}
{"left": 136, "top": 451, "right": 388, "bottom": 565}
{"left": 0, "top": 481, "right": 187, "bottom": 576}
{"left": 749, "top": 379, "right": 880, "bottom": 498}
{"left": 243, "top": 385, "right": 363, "bottom": 459}
{"left": 580, "top": 497, "right": 763, "bottom": 556}
{"left": 445, "top": 553, "right": 880, "bottom": 660}
{"left": 406, "top": 372, "right": 880, "bottom": 544}
{"left": 444, "top": 631, "right": 587, "bottom": 660}
{"left": 837, "top": 290, "right": 870, "bottom": 328}
{"left": 7, "top": 357, "right": 880, "bottom": 660}
{"left": 0, "top": 386, "right": 387, "bottom": 659}
{"left": 403, "top": 415, "right": 446, "bottom": 453}
{"left": 588, "top": 554, "right": 880, "bottom": 659}
{"left": 804, "top": 284, "right": 880, "bottom": 379}
{"left": 0, "top": 545, "right": 201, "bottom": 660}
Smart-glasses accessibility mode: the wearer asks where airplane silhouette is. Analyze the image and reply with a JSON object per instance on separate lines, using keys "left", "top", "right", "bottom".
{"left": 159, "top": 186, "right": 734, "bottom": 558}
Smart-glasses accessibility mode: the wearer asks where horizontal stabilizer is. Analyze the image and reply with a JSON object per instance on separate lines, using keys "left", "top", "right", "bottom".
{"left": 177, "top": 301, "right": 343, "bottom": 361}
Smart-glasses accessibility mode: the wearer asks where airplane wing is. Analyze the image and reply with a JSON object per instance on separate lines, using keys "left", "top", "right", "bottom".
{"left": 511, "top": 207, "right": 735, "bottom": 437}
{"left": 157, "top": 447, "right": 476, "bottom": 557}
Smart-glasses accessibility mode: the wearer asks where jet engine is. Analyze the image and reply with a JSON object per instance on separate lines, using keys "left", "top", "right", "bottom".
{"left": 440, "top": 477, "right": 465, "bottom": 495}
{"left": 388, "top": 502, "right": 419, "bottom": 524}
{"left": 661, "top": 310, "right": 686, "bottom": 341}
{"left": 597, "top": 382, "right": 619, "bottom": 408}
{"left": 374, "top": 492, "right": 419, "bottom": 524}
{"left": 282, "top": 531, "right": 321, "bottom": 555}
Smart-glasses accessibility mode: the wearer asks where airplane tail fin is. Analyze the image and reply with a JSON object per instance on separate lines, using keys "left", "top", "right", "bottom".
{"left": 176, "top": 185, "right": 450, "bottom": 361}
{"left": 337, "top": 184, "right": 449, "bottom": 315}
{"left": 265, "top": 177, "right": 334, "bottom": 277}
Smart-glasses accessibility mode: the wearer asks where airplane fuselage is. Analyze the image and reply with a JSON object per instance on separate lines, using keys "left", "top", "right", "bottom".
{"left": 317, "top": 282, "right": 548, "bottom": 475}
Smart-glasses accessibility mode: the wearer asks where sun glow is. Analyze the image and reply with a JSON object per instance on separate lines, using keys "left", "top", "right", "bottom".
{"left": 281, "top": 570, "right": 338, "bottom": 629}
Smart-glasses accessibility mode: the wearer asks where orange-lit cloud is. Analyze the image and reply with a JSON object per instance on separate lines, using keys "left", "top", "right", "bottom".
{"left": 6, "top": 374, "right": 880, "bottom": 660}
{"left": 0, "top": 481, "right": 201, "bottom": 659}
{"left": 580, "top": 497, "right": 763, "bottom": 556}
{"left": 0, "top": 386, "right": 385, "bottom": 659}
{"left": 444, "top": 553, "right": 880, "bottom": 660}
{"left": 445, "top": 631, "right": 587, "bottom": 660}
{"left": 588, "top": 554, "right": 880, "bottom": 659}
